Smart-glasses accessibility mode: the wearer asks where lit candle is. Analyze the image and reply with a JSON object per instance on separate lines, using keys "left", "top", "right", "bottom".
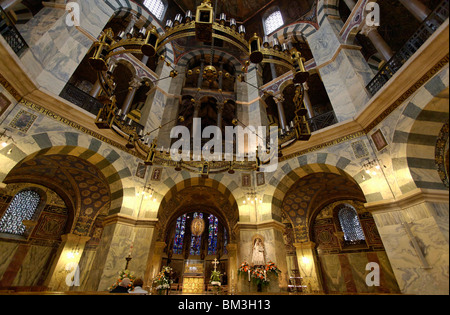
{"left": 248, "top": 270, "right": 251, "bottom": 282}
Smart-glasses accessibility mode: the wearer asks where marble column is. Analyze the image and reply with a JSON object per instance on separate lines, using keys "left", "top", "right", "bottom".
{"left": 303, "top": 83, "right": 314, "bottom": 119}
{"left": 0, "top": 0, "right": 21, "bottom": 11}
{"left": 141, "top": 55, "right": 150, "bottom": 66}
{"left": 361, "top": 25, "right": 394, "bottom": 62}
{"left": 89, "top": 80, "right": 102, "bottom": 98}
{"left": 218, "top": 62, "right": 224, "bottom": 90}
{"left": 399, "top": 0, "right": 432, "bottom": 22}
{"left": 276, "top": 98, "right": 288, "bottom": 131}
{"left": 121, "top": 77, "right": 142, "bottom": 115}
{"left": 217, "top": 102, "right": 224, "bottom": 130}
{"left": 198, "top": 60, "right": 205, "bottom": 88}
{"left": 293, "top": 242, "right": 323, "bottom": 293}
{"left": 226, "top": 243, "right": 238, "bottom": 294}
{"left": 144, "top": 241, "right": 166, "bottom": 289}
{"left": 44, "top": 233, "right": 91, "bottom": 291}
{"left": 343, "top": 0, "right": 357, "bottom": 10}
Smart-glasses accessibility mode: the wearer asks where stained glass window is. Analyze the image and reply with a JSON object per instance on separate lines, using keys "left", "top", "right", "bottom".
{"left": 207, "top": 214, "right": 219, "bottom": 255}
{"left": 223, "top": 227, "right": 228, "bottom": 255}
{"left": 173, "top": 214, "right": 187, "bottom": 254}
{"left": 190, "top": 212, "right": 203, "bottom": 255}
{"left": 143, "top": 0, "right": 165, "bottom": 20}
{"left": 338, "top": 206, "right": 366, "bottom": 243}
{"left": 264, "top": 10, "right": 284, "bottom": 35}
{"left": 0, "top": 190, "right": 40, "bottom": 235}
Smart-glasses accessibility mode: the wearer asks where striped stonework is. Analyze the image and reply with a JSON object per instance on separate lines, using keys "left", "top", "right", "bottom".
{"left": 104, "top": 0, "right": 175, "bottom": 62}
{"left": 0, "top": 130, "right": 137, "bottom": 217}
{"left": 389, "top": 67, "right": 449, "bottom": 195}
{"left": 317, "top": 0, "right": 340, "bottom": 26}
{"left": 264, "top": 153, "right": 364, "bottom": 223}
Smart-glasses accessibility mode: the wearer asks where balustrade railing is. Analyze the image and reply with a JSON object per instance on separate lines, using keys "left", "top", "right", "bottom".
{"left": 366, "top": 0, "right": 449, "bottom": 96}
{"left": 307, "top": 111, "right": 338, "bottom": 132}
{"left": 0, "top": 6, "right": 28, "bottom": 57}
{"left": 60, "top": 83, "right": 104, "bottom": 116}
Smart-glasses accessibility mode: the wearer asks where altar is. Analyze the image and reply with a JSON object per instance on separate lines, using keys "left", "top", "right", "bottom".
{"left": 182, "top": 260, "right": 204, "bottom": 294}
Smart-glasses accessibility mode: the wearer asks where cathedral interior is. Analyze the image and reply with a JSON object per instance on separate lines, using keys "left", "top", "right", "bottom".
{"left": 0, "top": 0, "right": 448, "bottom": 295}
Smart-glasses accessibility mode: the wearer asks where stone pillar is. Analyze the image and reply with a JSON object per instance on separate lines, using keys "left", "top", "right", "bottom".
{"left": 121, "top": 77, "right": 142, "bottom": 115}
{"left": 275, "top": 98, "right": 288, "bottom": 131}
{"left": 226, "top": 243, "right": 238, "bottom": 294}
{"left": 0, "top": 0, "right": 21, "bottom": 11}
{"left": 44, "top": 233, "right": 91, "bottom": 291}
{"left": 303, "top": 83, "right": 314, "bottom": 119}
{"left": 293, "top": 242, "right": 323, "bottom": 293}
{"left": 343, "top": 0, "right": 357, "bottom": 10}
{"left": 399, "top": 0, "right": 432, "bottom": 22}
{"left": 198, "top": 60, "right": 205, "bottom": 88}
{"left": 361, "top": 25, "right": 394, "bottom": 62}
{"left": 235, "top": 221, "right": 289, "bottom": 293}
{"left": 217, "top": 102, "right": 224, "bottom": 130}
{"left": 141, "top": 55, "right": 150, "bottom": 66}
{"left": 89, "top": 80, "right": 102, "bottom": 98}
{"left": 218, "top": 62, "right": 224, "bottom": 90}
{"left": 144, "top": 241, "right": 166, "bottom": 289}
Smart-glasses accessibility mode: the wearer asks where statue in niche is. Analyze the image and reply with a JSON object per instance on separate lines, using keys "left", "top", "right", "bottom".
{"left": 251, "top": 237, "right": 265, "bottom": 266}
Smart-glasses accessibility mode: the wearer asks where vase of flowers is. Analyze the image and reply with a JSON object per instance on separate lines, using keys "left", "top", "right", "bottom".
{"left": 210, "top": 270, "right": 222, "bottom": 295}
{"left": 251, "top": 267, "right": 270, "bottom": 292}
{"left": 265, "top": 261, "right": 281, "bottom": 277}
{"left": 238, "top": 261, "right": 251, "bottom": 282}
{"left": 153, "top": 266, "right": 173, "bottom": 295}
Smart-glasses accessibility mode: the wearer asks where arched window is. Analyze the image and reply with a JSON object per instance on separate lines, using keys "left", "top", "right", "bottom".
{"left": 143, "top": 0, "right": 166, "bottom": 20}
{"left": 190, "top": 212, "right": 203, "bottom": 255}
{"left": 0, "top": 190, "right": 41, "bottom": 235}
{"left": 173, "top": 213, "right": 187, "bottom": 254}
{"left": 337, "top": 205, "right": 365, "bottom": 243}
{"left": 207, "top": 214, "right": 219, "bottom": 255}
{"left": 264, "top": 10, "right": 284, "bottom": 35}
{"left": 172, "top": 212, "right": 223, "bottom": 256}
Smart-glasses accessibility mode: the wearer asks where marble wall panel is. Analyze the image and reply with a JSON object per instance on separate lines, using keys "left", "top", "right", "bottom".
{"left": 11, "top": 245, "right": 53, "bottom": 287}
{"left": 0, "top": 242, "right": 19, "bottom": 279}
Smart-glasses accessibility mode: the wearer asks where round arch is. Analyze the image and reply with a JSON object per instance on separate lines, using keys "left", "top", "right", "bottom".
{"left": 156, "top": 178, "right": 239, "bottom": 243}
{"left": 3, "top": 153, "right": 111, "bottom": 236}
{"left": 0, "top": 131, "right": 133, "bottom": 216}
{"left": 391, "top": 84, "right": 450, "bottom": 194}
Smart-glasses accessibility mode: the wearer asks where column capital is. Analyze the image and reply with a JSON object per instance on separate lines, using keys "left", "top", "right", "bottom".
{"left": 360, "top": 24, "right": 378, "bottom": 37}
{"left": 60, "top": 233, "right": 91, "bottom": 244}
{"left": 293, "top": 241, "right": 316, "bottom": 249}
{"left": 129, "top": 77, "right": 143, "bottom": 89}
{"left": 217, "top": 102, "right": 225, "bottom": 113}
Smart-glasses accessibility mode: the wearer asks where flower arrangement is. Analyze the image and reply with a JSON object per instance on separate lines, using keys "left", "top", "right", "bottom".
{"left": 238, "top": 261, "right": 250, "bottom": 274}
{"left": 210, "top": 270, "right": 222, "bottom": 286}
{"left": 237, "top": 261, "right": 282, "bottom": 290}
{"left": 265, "top": 261, "right": 281, "bottom": 276}
{"left": 108, "top": 269, "right": 136, "bottom": 291}
{"left": 251, "top": 267, "right": 270, "bottom": 286}
{"left": 153, "top": 266, "right": 173, "bottom": 292}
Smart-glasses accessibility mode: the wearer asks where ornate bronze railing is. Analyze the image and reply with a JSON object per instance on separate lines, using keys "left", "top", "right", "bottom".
{"left": 307, "top": 111, "right": 338, "bottom": 132}
{"left": 366, "top": 0, "right": 449, "bottom": 96}
{"left": 0, "top": 6, "right": 28, "bottom": 57}
{"left": 59, "top": 83, "right": 104, "bottom": 116}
